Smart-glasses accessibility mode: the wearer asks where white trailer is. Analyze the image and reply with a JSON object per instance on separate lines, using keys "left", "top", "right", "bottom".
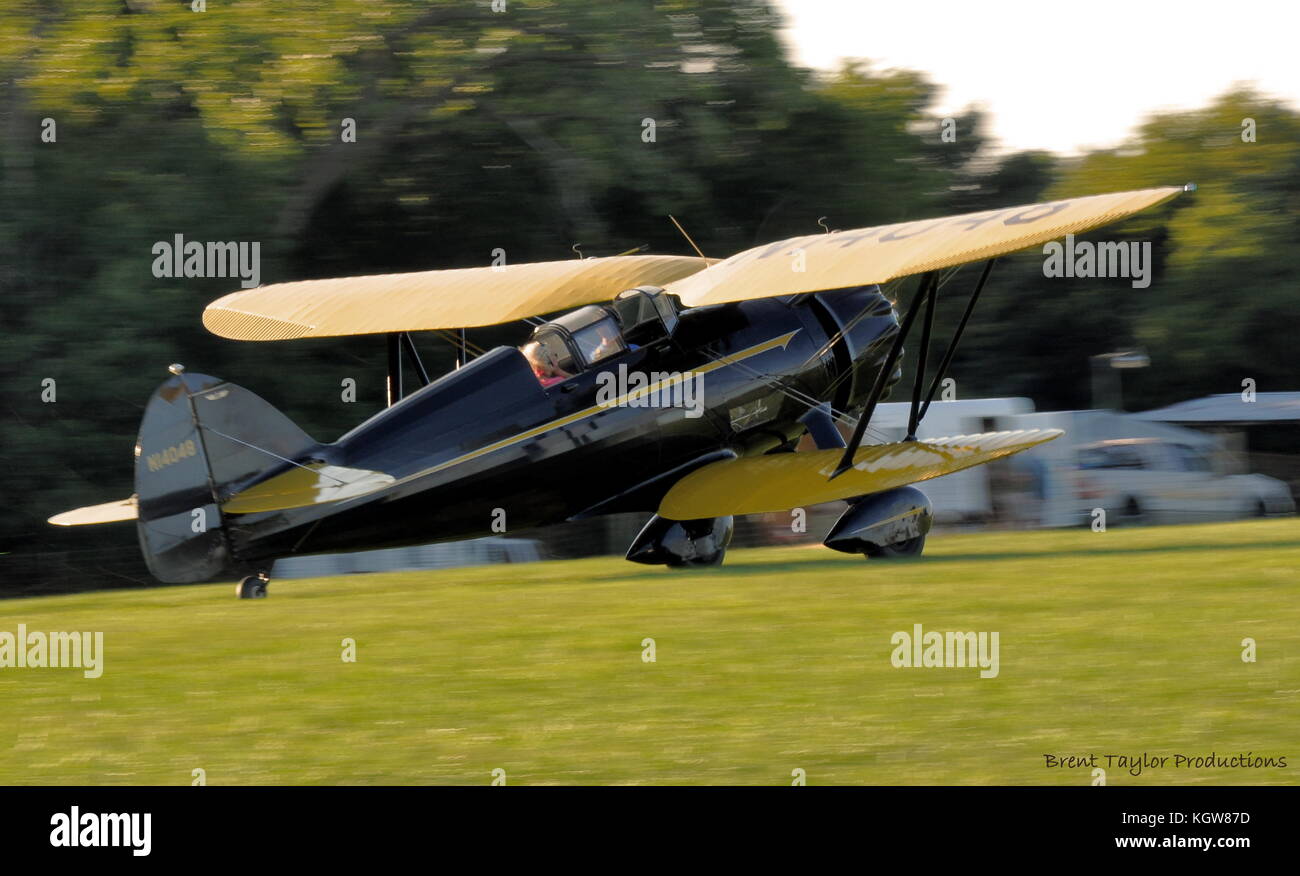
{"left": 867, "top": 398, "right": 1036, "bottom": 523}
{"left": 863, "top": 402, "right": 1258, "bottom": 527}
{"left": 1009, "top": 410, "right": 1290, "bottom": 527}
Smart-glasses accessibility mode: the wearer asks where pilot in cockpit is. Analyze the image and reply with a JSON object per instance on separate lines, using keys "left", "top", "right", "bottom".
{"left": 521, "top": 339, "right": 572, "bottom": 387}
{"left": 582, "top": 319, "right": 623, "bottom": 363}
{"left": 522, "top": 307, "right": 628, "bottom": 389}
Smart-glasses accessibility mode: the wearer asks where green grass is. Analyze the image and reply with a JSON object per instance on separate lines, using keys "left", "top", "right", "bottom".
{"left": 1, "top": 520, "right": 1297, "bottom": 785}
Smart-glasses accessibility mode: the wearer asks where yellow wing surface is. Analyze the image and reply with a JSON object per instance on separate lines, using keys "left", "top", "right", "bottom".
{"left": 659, "top": 429, "right": 1063, "bottom": 519}
{"left": 202, "top": 186, "right": 1185, "bottom": 340}
{"left": 203, "top": 255, "right": 712, "bottom": 341}
{"left": 664, "top": 186, "right": 1185, "bottom": 307}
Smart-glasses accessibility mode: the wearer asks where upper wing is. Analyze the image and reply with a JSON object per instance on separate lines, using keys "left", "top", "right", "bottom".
{"left": 665, "top": 186, "right": 1186, "bottom": 308}
{"left": 658, "top": 430, "right": 1062, "bottom": 519}
{"left": 203, "top": 254, "right": 712, "bottom": 341}
{"left": 203, "top": 185, "right": 1183, "bottom": 340}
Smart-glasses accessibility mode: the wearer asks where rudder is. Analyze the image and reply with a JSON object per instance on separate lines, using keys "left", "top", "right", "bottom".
{"left": 135, "top": 370, "right": 316, "bottom": 583}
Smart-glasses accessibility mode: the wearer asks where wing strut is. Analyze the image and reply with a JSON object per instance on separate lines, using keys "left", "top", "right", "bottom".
{"left": 387, "top": 331, "right": 433, "bottom": 405}
{"left": 904, "top": 270, "right": 939, "bottom": 440}
{"left": 401, "top": 332, "right": 431, "bottom": 387}
{"left": 917, "top": 257, "right": 996, "bottom": 424}
{"left": 830, "top": 271, "right": 936, "bottom": 479}
{"left": 388, "top": 330, "right": 479, "bottom": 405}
{"left": 830, "top": 258, "right": 997, "bottom": 479}
{"left": 386, "top": 333, "right": 403, "bottom": 406}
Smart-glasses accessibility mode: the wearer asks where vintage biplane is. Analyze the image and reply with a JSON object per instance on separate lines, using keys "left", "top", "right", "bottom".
{"left": 51, "top": 185, "right": 1189, "bottom": 597}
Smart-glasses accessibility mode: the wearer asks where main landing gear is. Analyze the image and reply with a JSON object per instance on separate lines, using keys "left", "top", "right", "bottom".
{"left": 626, "top": 515, "right": 735, "bottom": 568}
{"left": 863, "top": 533, "right": 927, "bottom": 559}
{"left": 823, "top": 486, "right": 933, "bottom": 561}
{"left": 237, "top": 572, "right": 270, "bottom": 599}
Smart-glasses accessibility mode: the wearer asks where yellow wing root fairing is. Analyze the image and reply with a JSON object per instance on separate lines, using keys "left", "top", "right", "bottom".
{"left": 659, "top": 429, "right": 1063, "bottom": 519}
{"left": 220, "top": 463, "right": 395, "bottom": 514}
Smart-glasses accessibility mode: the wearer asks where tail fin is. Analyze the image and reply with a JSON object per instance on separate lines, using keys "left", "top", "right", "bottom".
{"left": 134, "top": 370, "right": 316, "bottom": 583}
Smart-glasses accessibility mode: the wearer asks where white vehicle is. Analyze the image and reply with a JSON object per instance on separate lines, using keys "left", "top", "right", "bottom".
{"left": 1069, "top": 438, "right": 1295, "bottom": 526}
{"left": 854, "top": 403, "right": 1295, "bottom": 528}
{"left": 869, "top": 397, "right": 1036, "bottom": 522}
{"left": 272, "top": 536, "right": 541, "bottom": 578}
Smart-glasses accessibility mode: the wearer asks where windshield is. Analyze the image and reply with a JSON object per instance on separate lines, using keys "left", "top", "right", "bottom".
{"left": 570, "top": 317, "right": 626, "bottom": 366}
{"left": 539, "top": 306, "right": 628, "bottom": 367}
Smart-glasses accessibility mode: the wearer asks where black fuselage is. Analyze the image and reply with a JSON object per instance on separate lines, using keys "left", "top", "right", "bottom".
{"left": 224, "top": 286, "right": 901, "bottom": 565}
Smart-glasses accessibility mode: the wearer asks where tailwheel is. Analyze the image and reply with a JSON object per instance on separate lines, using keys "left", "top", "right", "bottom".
{"left": 863, "top": 534, "right": 926, "bottom": 559}
{"left": 237, "top": 573, "right": 270, "bottom": 599}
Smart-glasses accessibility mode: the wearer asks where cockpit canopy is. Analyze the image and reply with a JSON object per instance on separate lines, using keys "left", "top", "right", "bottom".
{"left": 612, "top": 285, "right": 679, "bottom": 346}
{"left": 520, "top": 287, "right": 679, "bottom": 387}
{"left": 521, "top": 305, "right": 624, "bottom": 386}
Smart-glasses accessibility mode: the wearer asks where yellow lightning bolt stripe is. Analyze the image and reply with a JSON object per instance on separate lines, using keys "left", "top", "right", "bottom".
{"left": 221, "top": 329, "right": 802, "bottom": 512}
{"left": 389, "top": 329, "right": 802, "bottom": 486}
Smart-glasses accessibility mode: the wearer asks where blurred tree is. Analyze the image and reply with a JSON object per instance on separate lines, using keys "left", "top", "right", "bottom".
{"left": 5, "top": 2, "right": 1292, "bottom": 593}
{"left": 0, "top": 0, "right": 962, "bottom": 583}
{"left": 973, "top": 89, "right": 1300, "bottom": 410}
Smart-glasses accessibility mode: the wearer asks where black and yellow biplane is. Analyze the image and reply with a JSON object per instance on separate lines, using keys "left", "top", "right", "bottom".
{"left": 51, "top": 186, "right": 1188, "bottom": 597}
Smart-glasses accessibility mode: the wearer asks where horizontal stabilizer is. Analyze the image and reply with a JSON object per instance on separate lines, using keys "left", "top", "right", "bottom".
{"left": 221, "top": 463, "right": 395, "bottom": 514}
{"left": 48, "top": 496, "right": 138, "bottom": 526}
{"left": 659, "top": 429, "right": 1063, "bottom": 519}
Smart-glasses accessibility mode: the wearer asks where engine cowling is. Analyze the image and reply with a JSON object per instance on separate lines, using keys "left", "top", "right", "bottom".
{"left": 823, "top": 486, "right": 932, "bottom": 556}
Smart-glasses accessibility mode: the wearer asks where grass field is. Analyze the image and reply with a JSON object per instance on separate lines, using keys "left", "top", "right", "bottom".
{"left": 1, "top": 520, "right": 1297, "bottom": 785}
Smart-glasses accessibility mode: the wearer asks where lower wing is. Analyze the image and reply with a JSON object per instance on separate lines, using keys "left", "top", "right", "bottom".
{"left": 659, "top": 429, "right": 1062, "bottom": 519}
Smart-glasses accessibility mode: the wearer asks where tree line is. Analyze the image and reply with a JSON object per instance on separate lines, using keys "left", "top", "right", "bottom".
{"left": 2, "top": 0, "right": 1296, "bottom": 586}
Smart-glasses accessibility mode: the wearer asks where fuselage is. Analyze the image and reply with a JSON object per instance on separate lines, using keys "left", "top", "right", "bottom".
{"left": 225, "top": 285, "right": 902, "bottom": 564}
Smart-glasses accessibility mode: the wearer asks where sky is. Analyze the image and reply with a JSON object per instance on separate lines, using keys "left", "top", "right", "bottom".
{"left": 774, "top": 0, "right": 1299, "bottom": 155}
